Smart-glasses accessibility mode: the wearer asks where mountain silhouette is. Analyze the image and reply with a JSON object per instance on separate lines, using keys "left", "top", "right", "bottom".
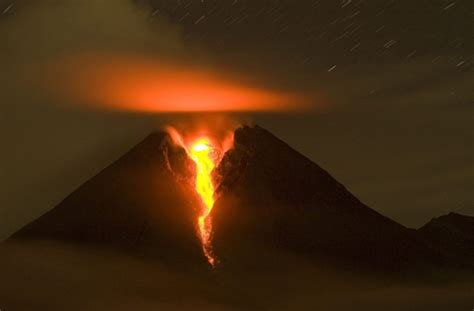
{"left": 418, "top": 212, "right": 474, "bottom": 267}
{"left": 9, "top": 132, "right": 208, "bottom": 268}
{"left": 8, "top": 125, "right": 473, "bottom": 272}
{"left": 212, "top": 126, "right": 450, "bottom": 271}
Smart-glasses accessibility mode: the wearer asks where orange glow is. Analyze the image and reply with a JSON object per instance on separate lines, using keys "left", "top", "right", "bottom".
{"left": 167, "top": 126, "right": 233, "bottom": 266}
{"left": 189, "top": 138, "right": 218, "bottom": 266}
{"left": 43, "top": 53, "right": 312, "bottom": 113}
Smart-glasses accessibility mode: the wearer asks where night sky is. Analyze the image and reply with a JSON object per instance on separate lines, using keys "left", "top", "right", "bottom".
{"left": 0, "top": 0, "right": 472, "bottom": 239}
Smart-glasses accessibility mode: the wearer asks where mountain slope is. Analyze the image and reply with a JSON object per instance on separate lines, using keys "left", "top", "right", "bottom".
{"left": 212, "top": 126, "right": 442, "bottom": 271}
{"left": 9, "top": 132, "right": 207, "bottom": 268}
{"left": 8, "top": 125, "right": 471, "bottom": 272}
{"left": 418, "top": 213, "right": 474, "bottom": 267}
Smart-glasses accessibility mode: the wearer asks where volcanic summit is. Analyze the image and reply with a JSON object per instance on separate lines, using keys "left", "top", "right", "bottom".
{"left": 8, "top": 125, "right": 474, "bottom": 272}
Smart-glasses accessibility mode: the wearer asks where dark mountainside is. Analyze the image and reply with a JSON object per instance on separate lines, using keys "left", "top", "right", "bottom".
{"left": 419, "top": 212, "right": 474, "bottom": 267}
{"left": 211, "top": 126, "right": 472, "bottom": 272}
{"left": 7, "top": 126, "right": 474, "bottom": 274}
{"left": 8, "top": 132, "right": 209, "bottom": 269}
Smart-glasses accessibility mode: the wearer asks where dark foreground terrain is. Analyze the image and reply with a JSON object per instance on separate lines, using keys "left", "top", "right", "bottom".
{"left": 1, "top": 241, "right": 473, "bottom": 311}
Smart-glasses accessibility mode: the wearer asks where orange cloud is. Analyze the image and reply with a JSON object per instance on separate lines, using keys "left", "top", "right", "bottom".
{"left": 43, "top": 53, "right": 311, "bottom": 113}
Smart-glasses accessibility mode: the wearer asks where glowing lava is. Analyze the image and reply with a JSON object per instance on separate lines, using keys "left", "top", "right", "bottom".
{"left": 166, "top": 126, "right": 234, "bottom": 266}
{"left": 189, "top": 138, "right": 218, "bottom": 266}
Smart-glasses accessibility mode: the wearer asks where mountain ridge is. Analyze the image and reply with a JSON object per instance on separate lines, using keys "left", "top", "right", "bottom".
{"left": 7, "top": 125, "right": 473, "bottom": 272}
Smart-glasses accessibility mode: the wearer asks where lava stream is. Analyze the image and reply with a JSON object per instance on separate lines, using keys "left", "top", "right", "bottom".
{"left": 167, "top": 126, "right": 234, "bottom": 266}
{"left": 189, "top": 138, "right": 218, "bottom": 266}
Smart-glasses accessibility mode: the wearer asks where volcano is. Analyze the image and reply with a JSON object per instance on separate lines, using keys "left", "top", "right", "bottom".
{"left": 8, "top": 125, "right": 473, "bottom": 273}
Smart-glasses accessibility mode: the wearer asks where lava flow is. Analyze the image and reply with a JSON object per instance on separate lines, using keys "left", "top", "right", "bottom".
{"left": 167, "top": 126, "right": 233, "bottom": 266}
{"left": 189, "top": 137, "right": 218, "bottom": 266}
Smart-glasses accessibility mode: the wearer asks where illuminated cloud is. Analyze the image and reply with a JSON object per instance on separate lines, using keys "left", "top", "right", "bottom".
{"left": 43, "top": 53, "right": 312, "bottom": 113}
